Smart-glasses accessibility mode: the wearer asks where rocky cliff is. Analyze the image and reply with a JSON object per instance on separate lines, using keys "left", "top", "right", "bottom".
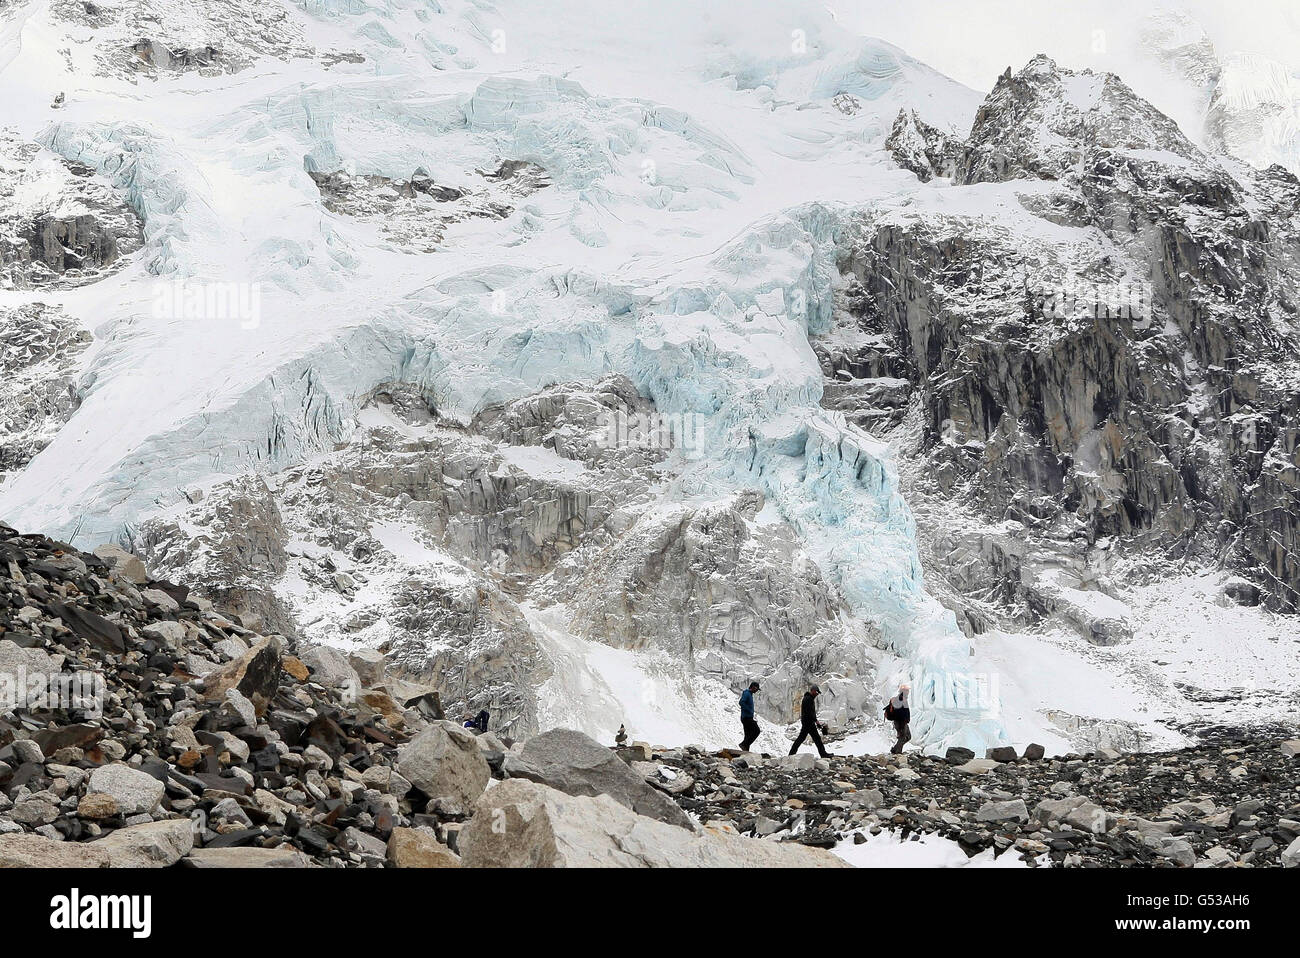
{"left": 868, "top": 56, "right": 1300, "bottom": 637}
{"left": 132, "top": 378, "right": 877, "bottom": 739}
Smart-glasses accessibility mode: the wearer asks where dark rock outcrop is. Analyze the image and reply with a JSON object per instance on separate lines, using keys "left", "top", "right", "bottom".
{"left": 861, "top": 55, "right": 1300, "bottom": 616}
{"left": 0, "top": 304, "right": 90, "bottom": 481}
{"left": 0, "top": 135, "right": 143, "bottom": 290}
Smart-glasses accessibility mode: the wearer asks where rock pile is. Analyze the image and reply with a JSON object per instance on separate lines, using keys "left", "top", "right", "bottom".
{"left": 651, "top": 739, "right": 1300, "bottom": 867}
{"left": 308, "top": 159, "right": 549, "bottom": 253}
{"left": 4, "top": 521, "right": 1292, "bottom": 869}
{"left": 0, "top": 523, "right": 434, "bottom": 867}
{"left": 48, "top": 0, "right": 315, "bottom": 79}
{"left": 0, "top": 525, "right": 842, "bottom": 868}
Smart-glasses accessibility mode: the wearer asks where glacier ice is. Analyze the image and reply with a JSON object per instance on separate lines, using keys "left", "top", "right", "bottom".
{"left": 625, "top": 205, "right": 1007, "bottom": 751}
{"left": 0, "top": 0, "right": 1013, "bottom": 750}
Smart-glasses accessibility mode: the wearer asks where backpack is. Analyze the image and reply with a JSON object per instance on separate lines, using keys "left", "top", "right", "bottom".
{"left": 884, "top": 701, "right": 896, "bottom": 721}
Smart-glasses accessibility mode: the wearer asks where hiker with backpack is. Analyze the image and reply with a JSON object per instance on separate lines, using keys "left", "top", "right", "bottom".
{"left": 885, "top": 684, "right": 911, "bottom": 754}
{"left": 788, "top": 684, "right": 831, "bottom": 758}
{"left": 738, "top": 680, "right": 761, "bottom": 752}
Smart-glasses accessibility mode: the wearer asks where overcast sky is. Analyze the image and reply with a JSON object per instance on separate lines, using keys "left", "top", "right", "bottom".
{"left": 833, "top": 0, "right": 1300, "bottom": 93}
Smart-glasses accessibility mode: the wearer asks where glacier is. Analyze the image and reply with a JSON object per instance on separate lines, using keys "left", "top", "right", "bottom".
{"left": 10, "top": 0, "right": 1299, "bottom": 753}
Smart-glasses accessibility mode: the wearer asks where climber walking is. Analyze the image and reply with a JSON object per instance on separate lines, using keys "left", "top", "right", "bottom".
{"left": 789, "top": 684, "right": 831, "bottom": 758}
{"left": 886, "top": 684, "right": 911, "bottom": 754}
{"left": 738, "top": 680, "right": 761, "bottom": 752}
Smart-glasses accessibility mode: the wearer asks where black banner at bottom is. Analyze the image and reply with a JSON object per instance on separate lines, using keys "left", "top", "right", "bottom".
{"left": 0, "top": 865, "right": 1276, "bottom": 944}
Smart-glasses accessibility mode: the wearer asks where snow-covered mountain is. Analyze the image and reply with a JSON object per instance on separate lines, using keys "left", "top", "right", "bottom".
{"left": 1, "top": 0, "right": 1297, "bottom": 756}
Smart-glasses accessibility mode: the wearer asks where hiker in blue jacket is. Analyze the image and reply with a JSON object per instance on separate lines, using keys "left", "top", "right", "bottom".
{"left": 738, "top": 680, "right": 761, "bottom": 752}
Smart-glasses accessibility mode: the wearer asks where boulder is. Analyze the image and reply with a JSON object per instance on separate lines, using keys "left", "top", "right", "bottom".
{"left": 1161, "top": 798, "right": 1216, "bottom": 819}
{"left": 975, "top": 799, "right": 1029, "bottom": 824}
{"left": 1126, "top": 817, "right": 1179, "bottom": 837}
{"left": 516, "top": 729, "right": 694, "bottom": 830}
{"left": 32, "top": 722, "right": 103, "bottom": 755}
{"left": 11, "top": 799, "right": 59, "bottom": 825}
{"left": 1275, "top": 818, "right": 1300, "bottom": 839}
{"left": 502, "top": 751, "right": 539, "bottom": 774}
{"left": 1282, "top": 837, "right": 1300, "bottom": 868}
{"left": 0, "top": 640, "right": 61, "bottom": 681}
{"left": 340, "top": 826, "right": 387, "bottom": 860}
{"left": 11, "top": 740, "right": 43, "bottom": 764}
{"left": 777, "top": 753, "right": 816, "bottom": 771}
{"left": 0, "top": 833, "right": 111, "bottom": 867}
{"left": 359, "top": 689, "right": 406, "bottom": 728}
{"left": 847, "top": 788, "right": 885, "bottom": 809}
{"left": 47, "top": 601, "right": 125, "bottom": 653}
{"left": 347, "top": 648, "right": 387, "bottom": 686}
{"left": 298, "top": 644, "right": 361, "bottom": 691}
{"left": 141, "top": 588, "right": 180, "bottom": 613}
{"left": 1023, "top": 743, "right": 1046, "bottom": 761}
{"left": 360, "top": 764, "right": 411, "bottom": 798}
{"left": 616, "top": 743, "right": 653, "bottom": 762}
{"left": 944, "top": 747, "right": 975, "bottom": 764}
{"left": 75, "top": 790, "right": 118, "bottom": 821}
{"left": 1064, "top": 802, "right": 1110, "bottom": 835}
{"left": 387, "top": 828, "right": 461, "bottom": 868}
{"left": 92, "top": 544, "right": 149, "bottom": 584}
{"left": 282, "top": 655, "right": 309, "bottom": 681}
{"left": 183, "top": 847, "right": 316, "bottom": 868}
{"left": 197, "top": 637, "right": 282, "bottom": 715}
{"left": 1033, "top": 796, "right": 1088, "bottom": 824}
{"left": 459, "top": 779, "right": 847, "bottom": 868}
{"left": 1232, "top": 799, "right": 1265, "bottom": 823}
{"left": 1200, "top": 846, "right": 1233, "bottom": 867}
{"left": 985, "top": 746, "right": 1019, "bottom": 762}
{"left": 1145, "top": 836, "right": 1196, "bottom": 867}
{"left": 88, "top": 763, "right": 164, "bottom": 816}
{"left": 142, "top": 620, "right": 186, "bottom": 649}
{"left": 91, "top": 819, "right": 194, "bottom": 867}
{"left": 476, "top": 731, "right": 509, "bottom": 755}
{"left": 397, "top": 721, "right": 490, "bottom": 807}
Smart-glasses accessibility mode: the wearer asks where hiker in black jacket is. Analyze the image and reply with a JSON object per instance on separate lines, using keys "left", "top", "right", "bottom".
{"left": 788, "top": 684, "right": 830, "bottom": 758}
{"left": 887, "top": 684, "right": 911, "bottom": 754}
